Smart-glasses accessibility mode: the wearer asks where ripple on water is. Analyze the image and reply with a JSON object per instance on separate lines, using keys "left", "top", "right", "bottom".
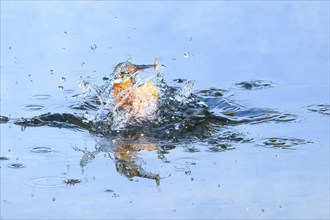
{"left": 8, "top": 163, "right": 25, "bottom": 168}
{"left": 24, "top": 176, "right": 66, "bottom": 188}
{"left": 31, "top": 94, "right": 52, "bottom": 100}
{"left": 307, "top": 104, "right": 330, "bottom": 116}
{"left": 29, "top": 146, "right": 55, "bottom": 154}
{"left": 234, "top": 80, "right": 273, "bottom": 90}
{"left": 159, "top": 145, "right": 176, "bottom": 154}
{"left": 206, "top": 143, "right": 235, "bottom": 152}
{"left": 185, "top": 146, "right": 201, "bottom": 153}
{"left": 63, "top": 89, "right": 75, "bottom": 94}
{"left": 173, "top": 157, "right": 198, "bottom": 172}
{"left": 24, "top": 104, "right": 45, "bottom": 111}
{"left": 259, "top": 137, "right": 312, "bottom": 149}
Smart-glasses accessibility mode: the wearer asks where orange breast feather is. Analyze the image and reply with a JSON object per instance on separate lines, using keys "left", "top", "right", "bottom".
{"left": 114, "top": 79, "right": 158, "bottom": 116}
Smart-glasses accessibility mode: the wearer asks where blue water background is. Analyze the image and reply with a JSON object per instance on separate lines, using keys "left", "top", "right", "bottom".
{"left": 1, "top": 1, "right": 329, "bottom": 219}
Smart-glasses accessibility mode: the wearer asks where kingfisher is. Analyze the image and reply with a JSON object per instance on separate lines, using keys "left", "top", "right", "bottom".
{"left": 112, "top": 58, "right": 159, "bottom": 117}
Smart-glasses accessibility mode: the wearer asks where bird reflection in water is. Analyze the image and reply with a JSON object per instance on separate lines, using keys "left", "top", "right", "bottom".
{"left": 73, "top": 140, "right": 161, "bottom": 185}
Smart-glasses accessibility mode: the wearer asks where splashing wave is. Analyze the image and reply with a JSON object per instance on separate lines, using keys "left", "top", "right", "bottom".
{"left": 14, "top": 65, "right": 296, "bottom": 148}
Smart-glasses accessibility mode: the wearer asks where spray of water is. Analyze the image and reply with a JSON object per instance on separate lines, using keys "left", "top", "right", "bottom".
{"left": 77, "top": 60, "right": 195, "bottom": 134}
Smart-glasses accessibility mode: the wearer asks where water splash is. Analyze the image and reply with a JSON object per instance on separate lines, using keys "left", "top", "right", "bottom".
{"left": 14, "top": 60, "right": 297, "bottom": 147}
{"left": 76, "top": 60, "right": 163, "bottom": 132}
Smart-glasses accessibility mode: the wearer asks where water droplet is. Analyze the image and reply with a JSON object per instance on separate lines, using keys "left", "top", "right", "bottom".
{"left": 58, "top": 86, "right": 64, "bottom": 90}
{"left": 90, "top": 44, "right": 97, "bottom": 50}
{"left": 112, "top": 193, "right": 120, "bottom": 197}
{"left": 81, "top": 62, "right": 86, "bottom": 67}
{"left": 61, "top": 77, "right": 66, "bottom": 82}
{"left": 183, "top": 52, "right": 190, "bottom": 58}
{"left": 50, "top": 69, "right": 54, "bottom": 74}
{"left": 9, "top": 46, "right": 12, "bottom": 50}
{"left": 52, "top": 198, "right": 56, "bottom": 201}
{"left": 188, "top": 37, "right": 193, "bottom": 41}
{"left": 64, "top": 31, "right": 68, "bottom": 35}
{"left": 185, "top": 171, "right": 191, "bottom": 175}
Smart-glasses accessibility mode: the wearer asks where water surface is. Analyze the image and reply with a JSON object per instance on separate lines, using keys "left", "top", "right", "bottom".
{"left": 1, "top": 1, "right": 329, "bottom": 219}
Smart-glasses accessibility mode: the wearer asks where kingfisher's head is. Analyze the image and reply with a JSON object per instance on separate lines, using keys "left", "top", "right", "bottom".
{"left": 112, "top": 58, "right": 159, "bottom": 85}
{"left": 112, "top": 61, "right": 139, "bottom": 85}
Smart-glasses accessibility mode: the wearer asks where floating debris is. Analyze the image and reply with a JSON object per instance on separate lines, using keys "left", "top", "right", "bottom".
{"left": 64, "top": 179, "right": 81, "bottom": 185}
